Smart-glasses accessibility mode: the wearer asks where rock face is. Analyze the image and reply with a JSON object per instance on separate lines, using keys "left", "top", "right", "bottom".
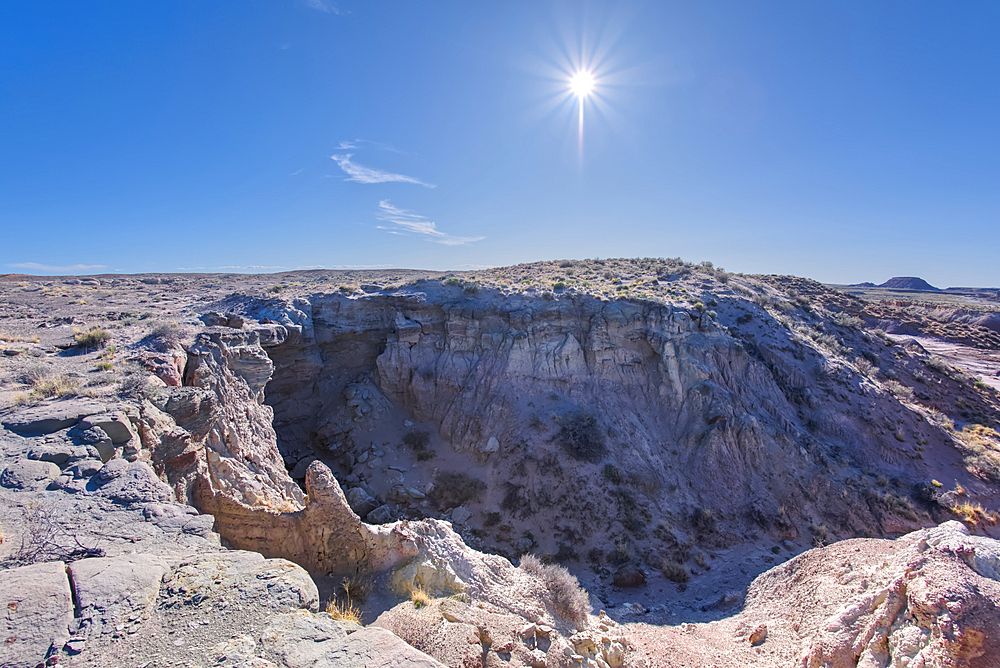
{"left": 621, "top": 521, "right": 1000, "bottom": 668}
{"left": 233, "top": 288, "right": 958, "bottom": 568}
{"left": 139, "top": 327, "right": 304, "bottom": 513}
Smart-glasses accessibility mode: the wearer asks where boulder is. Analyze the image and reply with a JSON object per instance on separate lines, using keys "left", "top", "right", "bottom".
{"left": 0, "top": 561, "right": 74, "bottom": 668}
{"left": 366, "top": 505, "right": 393, "bottom": 524}
{"left": 27, "top": 443, "right": 92, "bottom": 467}
{"left": 64, "top": 458, "right": 104, "bottom": 478}
{"left": 1, "top": 459, "right": 61, "bottom": 489}
{"left": 79, "top": 413, "right": 135, "bottom": 445}
{"left": 290, "top": 456, "right": 318, "bottom": 479}
{"left": 451, "top": 506, "right": 472, "bottom": 526}
{"left": 72, "top": 426, "right": 115, "bottom": 462}
{"left": 95, "top": 461, "right": 173, "bottom": 504}
{"left": 612, "top": 565, "right": 646, "bottom": 588}
{"left": 346, "top": 486, "right": 378, "bottom": 518}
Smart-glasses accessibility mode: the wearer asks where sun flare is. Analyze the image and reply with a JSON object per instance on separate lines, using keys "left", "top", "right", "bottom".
{"left": 569, "top": 70, "right": 595, "bottom": 98}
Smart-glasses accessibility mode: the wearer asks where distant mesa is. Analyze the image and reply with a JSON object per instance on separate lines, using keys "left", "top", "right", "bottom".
{"left": 850, "top": 282, "right": 877, "bottom": 288}
{"left": 878, "top": 276, "right": 940, "bottom": 291}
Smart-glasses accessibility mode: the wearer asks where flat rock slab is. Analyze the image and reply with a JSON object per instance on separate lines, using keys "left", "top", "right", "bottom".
{"left": 0, "top": 561, "right": 74, "bottom": 668}
{"left": 261, "top": 612, "right": 446, "bottom": 668}
{"left": 2, "top": 400, "right": 108, "bottom": 435}
{"left": 69, "top": 554, "right": 171, "bottom": 639}
{"left": 161, "top": 551, "right": 319, "bottom": 613}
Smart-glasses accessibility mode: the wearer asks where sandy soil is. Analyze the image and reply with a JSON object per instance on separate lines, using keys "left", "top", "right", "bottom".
{"left": 908, "top": 335, "right": 1000, "bottom": 391}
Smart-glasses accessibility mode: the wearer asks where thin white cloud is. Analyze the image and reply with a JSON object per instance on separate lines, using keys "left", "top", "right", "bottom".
{"left": 331, "top": 154, "right": 434, "bottom": 187}
{"left": 304, "top": 0, "right": 339, "bottom": 14}
{"left": 337, "top": 139, "right": 404, "bottom": 153}
{"left": 11, "top": 262, "right": 106, "bottom": 273}
{"left": 290, "top": 168, "right": 305, "bottom": 176}
{"left": 376, "top": 200, "right": 484, "bottom": 246}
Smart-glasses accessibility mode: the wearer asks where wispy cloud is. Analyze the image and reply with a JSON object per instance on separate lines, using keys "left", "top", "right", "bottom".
{"left": 304, "top": 0, "right": 339, "bottom": 14}
{"left": 10, "top": 262, "right": 106, "bottom": 273}
{"left": 376, "top": 200, "right": 484, "bottom": 246}
{"left": 337, "top": 139, "right": 404, "bottom": 153}
{"left": 331, "top": 154, "right": 434, "bottom": 187}
{"left": 289, "top": 168, "right": 305, "bottom": 176}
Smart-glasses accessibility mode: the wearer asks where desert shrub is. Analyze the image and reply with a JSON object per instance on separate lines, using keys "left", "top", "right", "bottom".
{"left": 555, "top": 543, "right": 579, "bottom": 562}
{"left": 958, "top": 425, "right": 1000, "bottom": 482}
{"left": 463, "top": 281, "right": 481, "bottom": 294}
{"left": 404, "top": 430, "right": 435, "bottom": 461}
{"left": 854, "top": 358, "right": 874, "bottom": 376}
{"left": 144, "top": 322, "right": 184, "bottom": 348}
{"left": 925, "top": 356, "right": 950, "bottom": 374}
{"left": 602, "top": 463, "right": 625, "bottom": 485}
{"left": 21, "top": 366, "right": 79, "bottom": 399}
{"left": 443, "top": 277, "right": 462, "bottom": 287}
{"left": 552, "top": 281, "right": 566, "bottom": 290}
{"left": 557, "top": 412, "right": 606, "bottom": 462}
{"left": 484, "top": 511, "right": 502, "bottom": 527}
{"left": 832, "top": 312, "right": 864, "bottom": 329}
{"left": 690, "top": 507, "right": 716, "bottom": 534}
{"left": 74, "top": 327, "right": 111, "bottom": 349}
{"left": 884, "top": 380, "right": 915, "bottom": 401}
{"left": 518, "top": 554, "right": 591, "bottom": 627}
{"left": 2, "top": 505, "right": 103, "bottom": 567}
{"left": 661, "top": 560, "right": 689, "bottom": 583}
{"left": 432, "top": 472, "right": 486, "bottom": 508}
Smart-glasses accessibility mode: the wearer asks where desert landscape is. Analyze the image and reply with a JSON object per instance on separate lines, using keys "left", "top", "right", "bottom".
{"left": 4, "top": 3, "right": 1000, "bottom": 666}
{"left": 2, "top": 259, "right": 1000, "bottom": 667}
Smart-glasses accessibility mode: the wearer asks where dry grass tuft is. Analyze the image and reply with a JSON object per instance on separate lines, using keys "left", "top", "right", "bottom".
{"left": 957, "top": 425, "right": 1000, "bottom": 482}
{"left": 409, "top": 584, "right": 431, "bottom": 608}
{"left": 20, "top": 366, "right": 80, "bottom": 400}
{"left": 325, "top": 598, "right": 362, "bottom": 624}
{"left": 951, "top": 501, "right": 999, "bottom": 527}
{"left": 74, "top": 326, "right": 111, "bottom": 349}
{"left": 519, "top": 553, "right": 591, "bottom": 627}
{"left": 661, "top": 560, "right": 689, "bottom": 583}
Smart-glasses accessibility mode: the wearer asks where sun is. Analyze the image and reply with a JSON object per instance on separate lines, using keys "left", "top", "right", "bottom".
{"left": 569, "top": 70, "right": 595, "bottom": 98}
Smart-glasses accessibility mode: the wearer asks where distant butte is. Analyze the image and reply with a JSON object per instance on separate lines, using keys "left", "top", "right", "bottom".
{"left": 879, "top": 276, "right": 940, "bottom": 291}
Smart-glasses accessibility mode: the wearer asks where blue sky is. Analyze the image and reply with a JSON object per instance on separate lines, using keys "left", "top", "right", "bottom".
{"left": 2, "top": 1, "right": 998, "bottom": 286}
